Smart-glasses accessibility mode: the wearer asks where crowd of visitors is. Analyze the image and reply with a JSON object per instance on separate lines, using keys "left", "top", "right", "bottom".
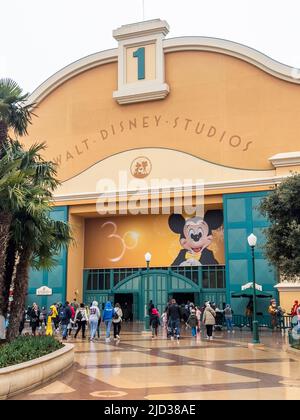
{"left": 20, "top": 299, "right": 123, "bottom": 342}
{"left": 17, "top": 296, "right": 300, "bottom": 342}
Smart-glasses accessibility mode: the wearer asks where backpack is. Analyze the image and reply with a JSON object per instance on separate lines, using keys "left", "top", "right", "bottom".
{"left": 113, "top": 310, "right": 119, "bottom": 320}
{"left": 48, "top": 308, "right": 53, "bottom": 317}
{"left": 59, "top": 307, "right": 67, "bottom": 321}
{"left": 76, "top": 311, "right": 83, "bottom": 321}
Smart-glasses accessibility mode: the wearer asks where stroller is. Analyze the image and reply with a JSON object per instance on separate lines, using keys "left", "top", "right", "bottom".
{"left": 214, "top": 309, "right": 224, "bottom": 331}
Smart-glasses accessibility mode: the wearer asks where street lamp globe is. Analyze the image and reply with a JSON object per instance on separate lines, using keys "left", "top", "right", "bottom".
{"left": 247, "top": 233, "right": 257, "bottom": 247}
{"left": 144, "top": 252, "right": 152, "bottom": 263}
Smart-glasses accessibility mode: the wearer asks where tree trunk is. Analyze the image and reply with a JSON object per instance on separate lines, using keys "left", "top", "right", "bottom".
{"left": 7, "top": 248, "right": 31, "bottom": 342}
{"left": 3, "top": 238, "right": 17, "bottom": 317}
{"left": 0, "top": 120, "right": 8, "bottom": 157}
{"left": 0, "top": 212, "right": 13, "bottom": 317}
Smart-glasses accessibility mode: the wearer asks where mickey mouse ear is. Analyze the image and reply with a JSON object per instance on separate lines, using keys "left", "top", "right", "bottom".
{"left": 204, "top": 210, "right": 223, "bottom": 230}
{"left": 168, "top": 214, "right": 186, "bottom": 234}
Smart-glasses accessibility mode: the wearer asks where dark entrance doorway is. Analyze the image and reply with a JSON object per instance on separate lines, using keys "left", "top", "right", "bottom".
{"left": 114, "top": 293, "right": 133, "bottom": 321}
{"left": 171, "top": 292, "right": 195, "bottom": 306}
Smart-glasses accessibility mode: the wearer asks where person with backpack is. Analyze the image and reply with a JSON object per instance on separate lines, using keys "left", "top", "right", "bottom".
{"left": 150, "top": 307, "right": 161, "bottom": 338}
{"left": 187, "top": 308, "right": 198, "bottom": 337}
{"left": 112, "top": 303, "right": 123, "bottom": 341}
{"left": 74, "top": 303, "right": 88, "bottom": 339}
{"left": 60, "top": 301, "right": 72, "bottom": 340}
{"left": 89, "top": 301, "right": 100, "bottom": 341}
{"left": 103, "top": 301, "right": 114, "bottom": 342}
{"left": 224, "top": 304, "right": 234, "bottom": 333}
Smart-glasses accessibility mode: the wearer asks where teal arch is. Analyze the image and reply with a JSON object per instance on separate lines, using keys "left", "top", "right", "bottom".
{"left": 84, "top": 268, "right": 226, "bottom": 320}
{"left": 113, "top": 269, "right": 202, "bottom": 320}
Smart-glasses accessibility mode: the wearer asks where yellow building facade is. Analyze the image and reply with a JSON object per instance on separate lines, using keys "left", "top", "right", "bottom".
{"left": 26, "top": 20, "right": 300, "bottom": 317}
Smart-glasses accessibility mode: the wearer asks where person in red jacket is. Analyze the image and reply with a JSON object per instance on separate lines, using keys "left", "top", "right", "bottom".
{"left": 291, "top": 300, "right": 299, "bottom": 316}
{"left": 67, "top": 303, "right": 75, "bottom": 336}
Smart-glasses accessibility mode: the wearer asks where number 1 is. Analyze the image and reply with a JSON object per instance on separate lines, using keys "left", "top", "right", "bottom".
{"left": 133, "top": 47, "right": 145, "bottom": 80}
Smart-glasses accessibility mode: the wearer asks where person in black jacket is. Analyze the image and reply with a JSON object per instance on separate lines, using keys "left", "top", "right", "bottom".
{"left": 167, "top": 299, "right": 181, "bottom": 340}
{"left": 29, "top": 303, "right": 40, "bottom": 336}
{"left": 60, "top": 301, "right": 72, "bottom": 340}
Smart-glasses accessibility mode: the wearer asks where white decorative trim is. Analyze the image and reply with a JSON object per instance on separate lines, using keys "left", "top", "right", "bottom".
{"left": 113, "top": 82, "right": 169, "bottom": 104}
{"left": 269, "top": 152, "right": 300, "bottom": 168}
{"left": 113, "top": 19, "right": 169, "bottom": 41}
{"left": 27, "top": 35, "right": 300, "bottom": 105}
{"left": 274, "top": 282, "right": 300, "bottom": 292}
{"left": 53, "top": 175, "right": 284, "bottom": 203}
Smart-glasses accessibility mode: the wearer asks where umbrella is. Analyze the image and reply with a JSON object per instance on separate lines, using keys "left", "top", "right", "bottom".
{"left": 231, "top": 289, "right": 273, "bottom": 298}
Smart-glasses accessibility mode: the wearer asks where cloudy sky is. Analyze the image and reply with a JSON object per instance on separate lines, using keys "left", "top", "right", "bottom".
{"left": 1, "top": 0, "right": 300, "bottom": 93}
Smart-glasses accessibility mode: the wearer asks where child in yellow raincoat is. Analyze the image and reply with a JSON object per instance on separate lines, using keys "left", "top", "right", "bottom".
{"left": 46, "top": 304, "right": 58, "bottom": 336}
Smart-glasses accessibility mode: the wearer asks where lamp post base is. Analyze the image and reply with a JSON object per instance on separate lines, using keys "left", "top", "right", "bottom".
{"left": 252, "top": 320, "right": 260, "bottom": 344}
{"left": 248, "top": 342, "right": 265, "bottom": 349}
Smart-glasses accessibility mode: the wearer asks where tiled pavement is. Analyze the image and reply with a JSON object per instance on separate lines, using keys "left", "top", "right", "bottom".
{"left": 12, "top": 323, "right": 300, "bottom": 400}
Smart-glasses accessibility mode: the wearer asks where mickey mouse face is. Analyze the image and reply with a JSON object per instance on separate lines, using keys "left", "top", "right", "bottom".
{"left": 168, "top": 210, "right": 223, "bottom": 254}
{"left": 181, "top": 217, "right": 212, "bottom": 252}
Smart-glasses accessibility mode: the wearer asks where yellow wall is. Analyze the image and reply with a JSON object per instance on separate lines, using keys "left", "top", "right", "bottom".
{"left": 25, "top": 51, "right": 300, "bottom": 183}
{"left": 278, "top": 291, "right": 300, "bottom": 313}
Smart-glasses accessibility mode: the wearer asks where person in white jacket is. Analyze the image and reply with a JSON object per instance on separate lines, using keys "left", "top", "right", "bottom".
{"left": 112, "top": 303, "right": 123, "bottom": 341}
{"left": 89, "top": 301, "right": 100, "bottom": 341}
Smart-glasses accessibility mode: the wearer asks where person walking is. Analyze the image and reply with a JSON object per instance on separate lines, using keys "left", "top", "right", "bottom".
{"left": 195, "top": 306, "right": 201, "bottom": 333}
{"left": 150, "top": 307, "right": 160, "bottom": 338}
{"left": 112, "top": 303, "right": 123, "bottom": 341}
{"left": 187, "top": 308, "right": 198, "bottom": 337}
{"left": 224, "top": 304, "right": 234, "bottom": 333}
{"left": 53, "top": 303, "right": 60, "bottom": 333}
{"left": 97, "top": 313, "right": 101, "bottom": 339}
{"left": 167, "top": 299, "right": 181, "bottom": 340}
{"left": 74, "top": 303, "right": 88, "bottom": 339}
{"left": 89, "top": 301, "right": 100, "bottom": 341}
{"left": 103, "top": 301, "right": 114, "bottom": 342}
{"left": 161, "top": 309, "right": 168, "bottom": 337}
{"left": 203, "top": 302, "right": 216, "bottom": 340}
{"left": 29, "top": 303, "right": 40, "bottom": 336}
{"left": 45, "top": 304, "right": 58, "bottom": 336}
{"left": 60, "top": 301, "right": 72, "bottom": 340}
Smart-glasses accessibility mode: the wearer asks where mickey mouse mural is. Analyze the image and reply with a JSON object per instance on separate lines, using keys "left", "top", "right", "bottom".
{"left": 168, "top": 210, "right": 223, "bottom": 266}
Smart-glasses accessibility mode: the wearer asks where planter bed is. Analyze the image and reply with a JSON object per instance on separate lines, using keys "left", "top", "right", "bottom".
{"left": 0, "top": 342, "right": 74, "bottom": 399}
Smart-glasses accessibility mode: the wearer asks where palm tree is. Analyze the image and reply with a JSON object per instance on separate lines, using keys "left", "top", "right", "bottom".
{"left": 0, "top": 140, "right": 66, "bottom": 341}
{"left": 0, "top": 78, "right": 34, "bottom": 150}
{"left": 0, "top": 79, "right": 35, "bottom": 332}
{"left": 7, "top": 212, "right": 72, "bottom": 341}
{"left": 1, "top": 140, "right": 59, "bottom": 317}
{"left": 0, "top": 150, "right": 27, "bottom": 323}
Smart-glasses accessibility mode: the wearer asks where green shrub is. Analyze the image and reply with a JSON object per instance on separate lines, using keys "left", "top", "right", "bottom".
{"left": 0, "top": 336, "right": 63, "bottom": 368}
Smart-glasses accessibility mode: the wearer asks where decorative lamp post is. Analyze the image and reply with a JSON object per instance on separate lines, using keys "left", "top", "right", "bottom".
{"left": 247, "top": 233, "right": 260, "bottom": 344}
{"left": 144, "top": 252, "right": 152, "bottom": 331}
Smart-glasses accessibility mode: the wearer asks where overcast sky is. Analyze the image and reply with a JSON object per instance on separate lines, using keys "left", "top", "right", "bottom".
{"left": 1, "top": 0, "right": 300, "bottom": 93}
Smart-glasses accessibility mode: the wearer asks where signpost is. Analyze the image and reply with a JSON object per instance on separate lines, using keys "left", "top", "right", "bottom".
{"left": 36, "top": 286, "right": 52, "bottom": 296}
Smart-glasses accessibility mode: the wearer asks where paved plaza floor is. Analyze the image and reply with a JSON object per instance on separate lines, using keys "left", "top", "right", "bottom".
{"left": 13, "top": 323, "right": 300, "bottom": 400}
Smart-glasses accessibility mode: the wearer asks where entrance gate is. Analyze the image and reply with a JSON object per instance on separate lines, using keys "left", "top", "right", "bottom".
{"left": 84, "top": 268, "right": 226, "bottom": 321}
